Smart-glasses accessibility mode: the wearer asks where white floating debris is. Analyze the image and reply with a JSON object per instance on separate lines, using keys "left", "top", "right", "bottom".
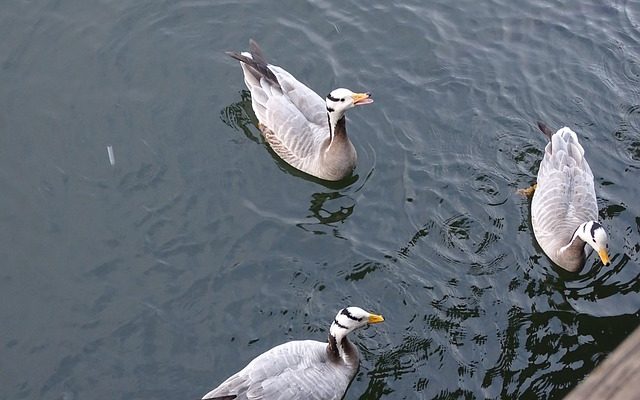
{"left": 107, "top": 145, "right": 115, "bottom": 166}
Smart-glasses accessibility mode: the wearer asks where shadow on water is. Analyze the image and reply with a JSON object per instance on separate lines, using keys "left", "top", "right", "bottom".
{"left": 220, "top": 90, "right": 359, "bottom": 190}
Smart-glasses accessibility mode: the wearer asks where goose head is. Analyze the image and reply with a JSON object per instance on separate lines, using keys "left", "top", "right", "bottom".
{"left": 325, "top": 88, "right": 373, "bottom": 117}
{"left": 329, "top": 306, "right": 384, "bottom": 338}
{"left": 575, "top": 221, "right": 611, "bottom": 266}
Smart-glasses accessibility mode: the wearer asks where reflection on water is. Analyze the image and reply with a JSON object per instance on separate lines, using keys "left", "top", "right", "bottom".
{"left": 355, "top": 276, "right": 638, "bottom": 399}
{"left": 564, "top": 255, "right": 639, "bottom": 302}
{"left": 398, "top": 221, "right": 435, "bottom": 259}
{"left": 220, "top": 89, "right": 259, "bottom": 143}
{"left": 308, "top": 191, "right": 354, "bottom": 224}
{"left": 483, "top": 309, "right": 637, "bottom": 399}
{"left": 340, "top": 261, "right": 384, "bottom": 282}
{"left": 295, "top": 190, "right": 356, "bottom": 239}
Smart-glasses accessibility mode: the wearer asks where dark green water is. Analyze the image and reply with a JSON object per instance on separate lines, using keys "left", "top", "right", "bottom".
{"left": 2, "top": 1, "right": 640, "bottom": 399}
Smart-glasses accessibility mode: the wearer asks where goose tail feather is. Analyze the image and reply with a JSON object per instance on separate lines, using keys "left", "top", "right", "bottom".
{"left": 537, "top": 121, "right": 555, "bottom": 140}
{"left": 227, "top": 39, "right": 280, "bottom": 89}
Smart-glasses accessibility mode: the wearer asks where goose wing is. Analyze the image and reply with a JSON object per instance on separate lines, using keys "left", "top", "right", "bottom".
{"left": 269, "top": 64, "right": 327, "bottom": 128}
{"left": 202, "top": 340, "right": 352, "bottom": 400}
{"left": 227, "top": 41, "right": 329, "bottom": 167}
{"left": 260, "top": 87, "right": 328, "bottom": 170}
{"left": 532, "top": 127, "right": 598, "bottom": 249}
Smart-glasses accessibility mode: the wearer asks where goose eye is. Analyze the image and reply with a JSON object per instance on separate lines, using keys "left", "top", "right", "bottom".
{"left": 340, "top": 98, "right": 345, "bottom": 102}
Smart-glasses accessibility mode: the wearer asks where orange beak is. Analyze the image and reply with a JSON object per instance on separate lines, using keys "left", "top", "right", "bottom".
{"left": 367, "top": 313, "right": 384, "bottom": 324}
{"left": 352, "top": 92, "right": 374, "bottom": 106}
{"left": 598, "top": 249, "right": 611, "bottom": 266}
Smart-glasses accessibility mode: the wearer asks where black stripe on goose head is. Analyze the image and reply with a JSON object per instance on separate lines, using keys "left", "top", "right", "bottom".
{"left": 326, "top": 93, "right": 340, "bottom": 102}
{"left": 590, "top": 222, "right": 602, "bottom": 241}
{"left": 333, "top": 318, "right": 348, "bottom": 329}
{"left": 341, "top": 308, "right": 363, "bottom": 322}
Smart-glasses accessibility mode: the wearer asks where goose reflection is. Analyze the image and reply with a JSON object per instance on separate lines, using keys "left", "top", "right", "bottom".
{"left": 220, "top": 90, "right": 260, "bottom": 143}
{"left": 297, "top": 191, "right": 356, "bottom": 235}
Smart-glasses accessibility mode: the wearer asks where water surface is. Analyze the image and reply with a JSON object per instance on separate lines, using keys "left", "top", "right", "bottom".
{"left": 2, "top": 1, "right": 640, "bottom": 399}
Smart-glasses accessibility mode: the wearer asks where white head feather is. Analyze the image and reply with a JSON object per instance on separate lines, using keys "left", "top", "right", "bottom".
{"left": 325, "top": 88, "right": 373, "bottom": 118}
{"left": 329, "top": 307, "right": 384, "bottom": 339}
{"left": 574, "top": 221, "right": 611, "bottom": 266}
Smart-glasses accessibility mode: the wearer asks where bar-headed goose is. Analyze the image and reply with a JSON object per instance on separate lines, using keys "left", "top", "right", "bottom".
{"left": 201, "top": 306, "right": 384, "bottom": 399}
{"left": 226, "top": 40, "right": 373, "bottom": 181}
{"left": 528, "top": 122, "right": 611, "bottom": 272}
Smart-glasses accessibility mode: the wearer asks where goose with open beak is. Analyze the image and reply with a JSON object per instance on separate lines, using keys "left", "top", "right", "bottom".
{"left": 226, "top": 40, "right": 373, "bottom": 181}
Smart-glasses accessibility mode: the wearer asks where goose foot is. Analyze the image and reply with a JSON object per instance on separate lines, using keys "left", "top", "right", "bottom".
{"left": 517, "top": 183, "right": 537, "bottom": 197}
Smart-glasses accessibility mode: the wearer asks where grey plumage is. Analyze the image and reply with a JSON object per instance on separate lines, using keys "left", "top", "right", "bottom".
{"left": 201, "top": 307, "right": 384, "bottom": 400}
{"left": 226, "top": 40, "right": 373, "bottom": 181}
{"left": 530, "top": 123, "right": 610, "bottom": 271}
